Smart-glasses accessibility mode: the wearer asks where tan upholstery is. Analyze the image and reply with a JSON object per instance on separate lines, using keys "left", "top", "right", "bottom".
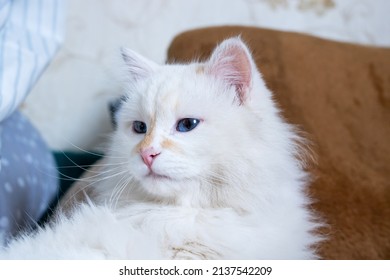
{"left": 167, "top": 26, "right": 390, "bottom": 259}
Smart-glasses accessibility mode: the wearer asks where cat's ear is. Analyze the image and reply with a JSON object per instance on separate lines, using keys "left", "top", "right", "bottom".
{"left": 121, "top": 48, "right": 158, "bottom": 81}
{"left": 206, "top": 38, "right": 253, "bottom": 105}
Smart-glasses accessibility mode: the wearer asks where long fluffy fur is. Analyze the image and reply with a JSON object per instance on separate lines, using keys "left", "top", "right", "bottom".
{"left": 0, "top": 38, "right": 322, "bottom": 259}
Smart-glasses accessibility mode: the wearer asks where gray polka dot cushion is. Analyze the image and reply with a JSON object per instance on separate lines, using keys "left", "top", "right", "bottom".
{"left": 0, "top": 112, "right": 58, "bottom": 243}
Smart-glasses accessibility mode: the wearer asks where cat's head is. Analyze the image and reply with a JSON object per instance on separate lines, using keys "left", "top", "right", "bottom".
{"left": 109, "top": 38, "right": 282, "bottom": 204}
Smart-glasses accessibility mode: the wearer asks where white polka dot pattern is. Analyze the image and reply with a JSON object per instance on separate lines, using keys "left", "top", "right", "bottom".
{"left": 4, "top": 182, "right": 12, "bottom": 193}
{"left": 0, "top": 216, "right": 9, "bottom": 228}
{"left": 0, "top": 111, "right": 59, "bottom": 240}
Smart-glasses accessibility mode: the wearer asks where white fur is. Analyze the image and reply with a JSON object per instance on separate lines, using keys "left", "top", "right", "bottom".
{"left": 0, "top": 38, "right": 321, "bottom": 259}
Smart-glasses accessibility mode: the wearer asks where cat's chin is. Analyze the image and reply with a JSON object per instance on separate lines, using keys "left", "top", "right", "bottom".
{"left": 136, "top": 171, "right": 192, "bottom": 200}
{"left": 145, "top": 171, "right": 172, "bottom": 181}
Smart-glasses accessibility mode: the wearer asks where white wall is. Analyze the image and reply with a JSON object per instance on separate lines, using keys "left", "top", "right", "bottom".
{"left": 20, "top": 0, "right": 390, "bottom": 150}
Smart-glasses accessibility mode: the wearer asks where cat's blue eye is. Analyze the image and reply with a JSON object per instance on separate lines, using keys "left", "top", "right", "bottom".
{"left": 133, "top": 121, "right": 147, "bottom": 134}
{"left": 176, "top": 118, "right": 200, "bottom": 132}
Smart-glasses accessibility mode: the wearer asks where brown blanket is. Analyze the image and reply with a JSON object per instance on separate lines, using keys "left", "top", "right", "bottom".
{"left": 167, "top": 26, "right": 390, "bottom": 259}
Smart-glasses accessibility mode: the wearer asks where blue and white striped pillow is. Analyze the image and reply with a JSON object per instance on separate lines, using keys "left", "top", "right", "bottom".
{"left": 0, "top": 0, "right": 64, "bottom": 122}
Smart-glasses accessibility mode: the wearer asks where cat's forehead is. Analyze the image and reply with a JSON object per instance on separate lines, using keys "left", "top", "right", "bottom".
{"left": 134, "top": 64, "right": 208, "bottom": 114}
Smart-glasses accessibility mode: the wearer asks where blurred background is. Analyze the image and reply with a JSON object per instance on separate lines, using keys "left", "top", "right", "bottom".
{"left": 20, "top": 0, "right": 390, "bottom": 152}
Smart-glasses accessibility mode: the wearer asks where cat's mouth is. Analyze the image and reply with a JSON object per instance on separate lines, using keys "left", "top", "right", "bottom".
{"left": 146, "top": 171, "right": 171, "bottom": 180}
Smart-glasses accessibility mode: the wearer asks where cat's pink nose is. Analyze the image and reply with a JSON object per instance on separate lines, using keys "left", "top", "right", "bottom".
{"left": 140, "top": 148, "right": 160, "bottom": 169}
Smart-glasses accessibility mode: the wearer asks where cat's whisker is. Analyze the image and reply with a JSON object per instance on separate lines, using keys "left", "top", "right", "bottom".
{"left": 77, "top": 165, "right": 127, "bottom": 181}
{"left": 31, "top": 164, "right": 88, "bottom": 182}
{"left": 60, "top": 138, "right": 128, "bottom": 160}
{"left": 79, "top": 167, "right": 130, "bottom": 186}
{"left": 59, "top": 160, "right": 131, "bottom": 177}
{"left": 29, "top": 152, "right": 129, "bottom": 184}
{"left": 111, "top": 176, "right": 133, "bottom": 209}
{"left": 57, "top": 151, "right": 99, "bottom": 175}
{"left": 59, "top": 139, "right": 105, "bottom": 158}
{"left": 56, "top": 160, "right": 129, "bottom": 170}
{"left": 108, "top": 179, "right": 122, "bottom": 207}
{"left": 54, "top": 164, "right": 125, "bottom": 183}
{"left": 109, "top": 173, "right": 130, "bottom": 206}
{"left": 104, "top": 147, "right": 136, "bottom": 159}
{"left": 61, "top": 169, "right": 131, "bottom": 209}
{"left": 38, "top": 165, "right": 124, "bottom": 186}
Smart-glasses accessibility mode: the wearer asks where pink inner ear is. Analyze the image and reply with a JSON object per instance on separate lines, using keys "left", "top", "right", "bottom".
{"left": 207, "top": 41, "right": 252, "bottom": 104}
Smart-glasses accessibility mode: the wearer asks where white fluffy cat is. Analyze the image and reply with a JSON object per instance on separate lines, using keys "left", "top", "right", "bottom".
{"left": 0, "top": 37, "right": 321, "bottom": 259}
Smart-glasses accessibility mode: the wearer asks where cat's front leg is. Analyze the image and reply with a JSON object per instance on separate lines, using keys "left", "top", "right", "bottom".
{"left": 170, "top": 241, "right": 222, "bottom": 260}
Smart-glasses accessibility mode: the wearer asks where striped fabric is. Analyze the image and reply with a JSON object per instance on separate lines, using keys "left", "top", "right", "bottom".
{"left": 0, "top": 0, "right": 64, "bottom": 122}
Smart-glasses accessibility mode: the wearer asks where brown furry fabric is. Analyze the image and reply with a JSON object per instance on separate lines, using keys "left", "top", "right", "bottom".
{"left": 167, "top": 26, "right": 390, "bottom": 259}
